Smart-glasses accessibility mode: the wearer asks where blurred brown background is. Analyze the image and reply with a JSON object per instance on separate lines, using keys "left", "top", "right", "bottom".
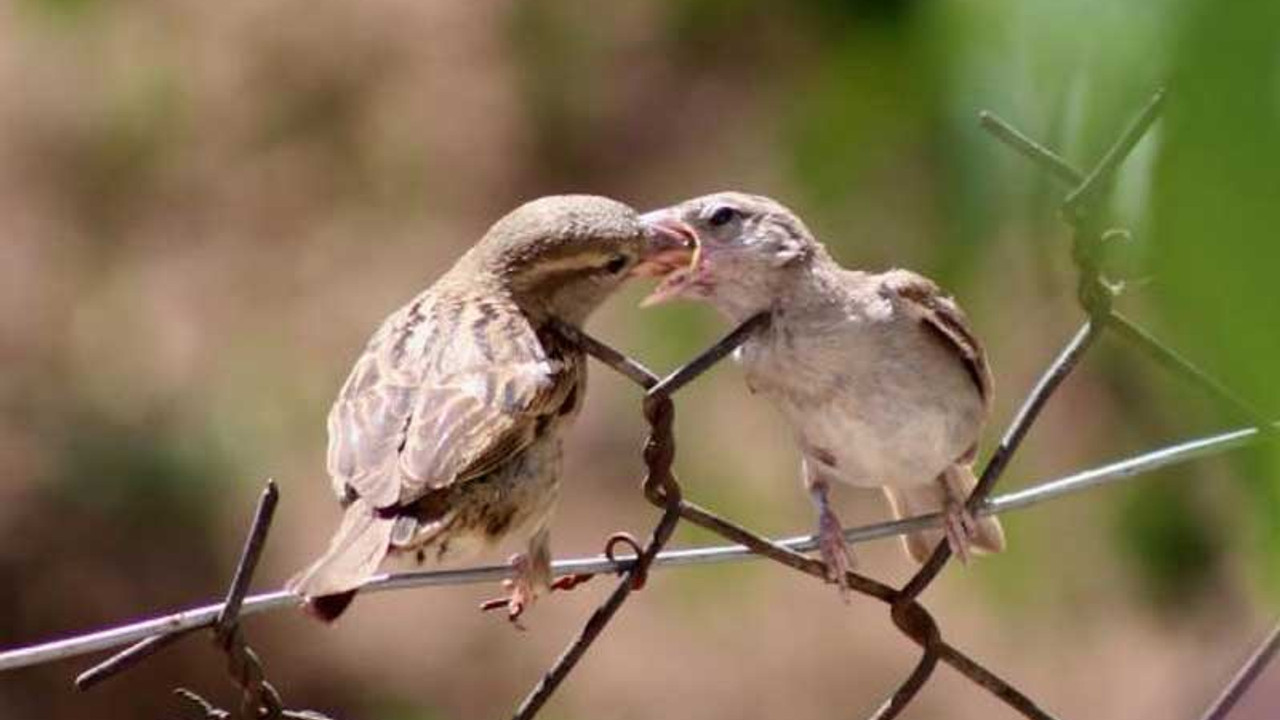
{"left": 1, "top": 1, "right": 1278, "bottom": 718}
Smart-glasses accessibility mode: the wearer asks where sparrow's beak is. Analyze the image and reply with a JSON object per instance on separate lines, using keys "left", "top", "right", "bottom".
{"left": 631, "top": 211, "right": 697, "bottom": 278}
{"left": 634, "top": 210, "right": 701, "bottom": 307}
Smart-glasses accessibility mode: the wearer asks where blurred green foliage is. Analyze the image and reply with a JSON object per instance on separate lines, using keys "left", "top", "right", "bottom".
{"left": 1116, "top": 468, "right": 1225, "bottom": 608}
{"left": 1151, "top": 1, "right": 1280, "bottom": 593}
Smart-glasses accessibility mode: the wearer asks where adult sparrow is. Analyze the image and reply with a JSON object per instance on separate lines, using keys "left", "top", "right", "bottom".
{"left": 288, "top": 195, "right": 690, "bottom": 622}
{"left": 639, "top": 192, "right": 1003, "bottom": 587}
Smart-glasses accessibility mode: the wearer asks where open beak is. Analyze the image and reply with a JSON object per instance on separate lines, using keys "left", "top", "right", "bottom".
{"left": 631, "top": 211, "right": 697, "bottom": 278}
{"left": 633, "top": 210, "right": 700, "bottom": 306}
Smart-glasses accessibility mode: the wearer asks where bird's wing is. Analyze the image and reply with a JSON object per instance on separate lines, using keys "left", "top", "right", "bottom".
{"left": 326, "top": 290, "right": 575, "bottom": 509}
{"left": 880, "top": 269, "right": 993, "bottom": 410}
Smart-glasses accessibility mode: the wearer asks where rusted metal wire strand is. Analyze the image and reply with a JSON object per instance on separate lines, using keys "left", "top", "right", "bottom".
{"left": 981, "top": 97, "right": 1272, "bottom": 434}
{"left": 510, "top": 319, "right": 781, "bottom": 718}
{"left": 1104, "top": 311, "right": 1274, "bottom": 430}
{"left": 173, "top": 481, "right": 336, "bottom": 720}
{"left": 510, "top": 395, "right": 683, "bottom": 720}
{"left": 9, "top": 420, "right": 1268, "bottom": 675}
{"left": 672, "top": 497, "right": 1057, "bottom": 720}
{"left": 74, "top": 482, "right": 280, "bottom": 694}
{"left": 174, "top": 687, "right": 339, "bottom": 720}
{"left": 904, "top": 93, "right": 1155, "bottom": 606}
{"left": 891, "top": 87, "right": 1170, "bottom": 715}
{"left": 675, "top": 499, "right": 895, "bottom": 601}
{"left": 646, "top": 313, "right": 771, "bottom": 398}
{"left": 869, "top": 603, "right": 943, "bottom": 720}
{"left": 1062, "top": 88, "right": 1167, "bottom": 216}
{"left": 978, "top": 111, "right": 1084, "bottom": 185}
{"left": 214, "top": 482, "right": 286, "bottom": 719}
{"left": 1198, "top": 620, "right": 1280, "bottom": 720}
{"left": 216, "top": 481, "right": 279, "bottom": 638}
{"left": 74, "top": 629, "right": 191, "bottom": 691}
{"left": 573, "top": 314, "right": 1062, "bottom": 720}
{"left": 932, "top": 643, "right": 1057, "bottom": 720}
{"left": 510, "top": 317, "right": 782, "bottom": 718}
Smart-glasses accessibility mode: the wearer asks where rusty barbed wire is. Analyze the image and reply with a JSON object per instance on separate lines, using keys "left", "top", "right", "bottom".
{"left": 1198, "top": 621, "right": 1280, "bottom": 720}
{"left": 1, "top": 420, "right": 1267, "bottom": 672}
{"left": 3, "top": 421, "right": 1268, "bottom": 675}
{"left": 0, "top": 86, "right": 1275, "bottom": 720}
{"left": 74, "top": 482, "right": 339, "bottom": 720}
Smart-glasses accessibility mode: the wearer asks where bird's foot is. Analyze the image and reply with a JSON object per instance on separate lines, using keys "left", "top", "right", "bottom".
{"left": 942, "top": 499, "right": 978, "bottom": 565}
{"left": 816, "top": 507, "right": 855, "bottom": 598}
{"left": 479, "top": 553, "right": 539, "bottom": 630}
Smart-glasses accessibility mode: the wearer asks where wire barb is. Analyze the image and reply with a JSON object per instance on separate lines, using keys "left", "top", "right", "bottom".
{"left": 11, "top": 421, "right": 1271, "bottom": 676}
{"left": 1062, "top": 87, "right": 1167, "bottom": 216}
{"left": 978, "top": 110, "right": 1084, "bottom": 184}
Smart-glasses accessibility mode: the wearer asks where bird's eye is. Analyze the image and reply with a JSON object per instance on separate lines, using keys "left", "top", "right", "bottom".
{"left": 603, "top": 254, "right": 630, "bottom": 274}
{"left": 708, "top": 205, "right": 740, "bottom": 227}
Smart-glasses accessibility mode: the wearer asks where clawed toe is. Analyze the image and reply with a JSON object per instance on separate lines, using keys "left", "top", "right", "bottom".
{"left": 942, "top": 501, "right": 976, "bottom": 565}
{"left": 479, "top": 580, "right": 532, "bottom": 629}
{"left": 478, "top": 554, "right": 536, "bottom": 629}
{"left": 478, "top": 599, "right": 528, "bottom": 629}
{"left": 817, "top": 510, "right": 855, "bottom": 597}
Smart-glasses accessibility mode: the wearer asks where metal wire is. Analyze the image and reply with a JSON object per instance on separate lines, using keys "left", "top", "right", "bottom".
{"left": 3, "top": 419, "right": 1268, "bottom": 675}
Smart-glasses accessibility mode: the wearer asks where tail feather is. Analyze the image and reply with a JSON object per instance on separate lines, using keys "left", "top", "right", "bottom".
{"left": 883, "top": 465, "right": 1004, "bottom": 564}
{"left": 287, "top": 498, "right": 395, "bottom": 621}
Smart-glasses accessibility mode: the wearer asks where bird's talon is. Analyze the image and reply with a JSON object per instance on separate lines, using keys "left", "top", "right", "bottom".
{"left": 479, "top": 552, "right": 540, "bottom": 627}
{"left": 816, "top": 509, "right": 854, "bottom": 598}
{"left": 943, "top": 501, "right": 974, "bottom": 565}
{"left": 507, "top": 601, "right": 527, "bottom": 630}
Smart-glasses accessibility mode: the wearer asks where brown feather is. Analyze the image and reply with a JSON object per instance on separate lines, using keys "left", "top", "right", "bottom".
{"left": 292, "top": 195, "right": 647, "bottom": 616}
{"left": 880, "top": 269, "right": 993, "bottom": 411}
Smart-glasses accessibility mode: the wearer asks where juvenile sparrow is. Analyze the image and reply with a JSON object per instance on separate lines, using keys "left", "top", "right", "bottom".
{"left": 288, "top": 195, "right": 689, "bottom": 622}
{"left": 640, "top": 192, "right": 1004, "bottom": 585}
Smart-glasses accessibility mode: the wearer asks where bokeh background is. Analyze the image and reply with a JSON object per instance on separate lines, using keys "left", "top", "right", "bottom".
{"left": 2, "top": 1, "right": 1278, "bottom": 718}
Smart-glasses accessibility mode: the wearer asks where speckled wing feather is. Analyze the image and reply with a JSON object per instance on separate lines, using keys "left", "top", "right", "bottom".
{"left": 325, "top": 288, "right": 574, "bottom": 511}
{"left": 880, "top": 269, "right": 993, "bottom": 410}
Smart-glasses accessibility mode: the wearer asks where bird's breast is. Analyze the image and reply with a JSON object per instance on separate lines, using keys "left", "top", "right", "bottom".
{"left": 741, "top": 316, "right": 984, "bottom": 487}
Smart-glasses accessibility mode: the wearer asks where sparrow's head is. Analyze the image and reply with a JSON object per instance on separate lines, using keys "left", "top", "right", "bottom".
{"left": 471, "top": 195, "right": 693, "bottom": 323}
{"left": 638, "top": 191, "right": 820, "bottom": 319}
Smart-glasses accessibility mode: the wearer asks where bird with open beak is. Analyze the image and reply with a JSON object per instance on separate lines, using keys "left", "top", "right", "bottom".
{"left": 288, "top": 195, "right": 691, "bottom": 623}
{"left": 639, "top": 191, "right": 1004, "bottom": 590}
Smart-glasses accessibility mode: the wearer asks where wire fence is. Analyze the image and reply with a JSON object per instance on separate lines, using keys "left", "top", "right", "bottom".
{"left": 1, "top": 87, "right": 1276, "bottom": 720}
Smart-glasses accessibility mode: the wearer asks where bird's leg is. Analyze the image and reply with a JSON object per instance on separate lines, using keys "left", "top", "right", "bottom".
{"left": 805, "top": 462, "right": 854, "bottom": 595}
{"left": 939, "top": 471, "right": 978, "bottom": 565}
{"left": 478, "top": 553, "right": 537, "bottom": 629}
{"left": 478, "top": 528, "right": 553, "bottom": 629}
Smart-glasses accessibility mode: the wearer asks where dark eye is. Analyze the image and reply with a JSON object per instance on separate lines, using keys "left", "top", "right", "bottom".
{"left": 708, "top": 205, "right": 740, "bottom": 227}
{"left": 603, "top": 254, "right": 630, "bottom": 274}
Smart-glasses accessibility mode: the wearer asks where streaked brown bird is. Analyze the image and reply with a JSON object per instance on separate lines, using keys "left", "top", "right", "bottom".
{"left": 640, "top": 191, "right": 1004, "bottom": 589}
{"left": 288, "top": 195, "right": 689, "bottom": 622}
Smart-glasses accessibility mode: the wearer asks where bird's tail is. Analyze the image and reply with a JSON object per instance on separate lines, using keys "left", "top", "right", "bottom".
{"left": 883, "top": 464, "right": 1005, "bottom": 564}
{"left": 287, "top": 497, "right": 395, "bottom": 622}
